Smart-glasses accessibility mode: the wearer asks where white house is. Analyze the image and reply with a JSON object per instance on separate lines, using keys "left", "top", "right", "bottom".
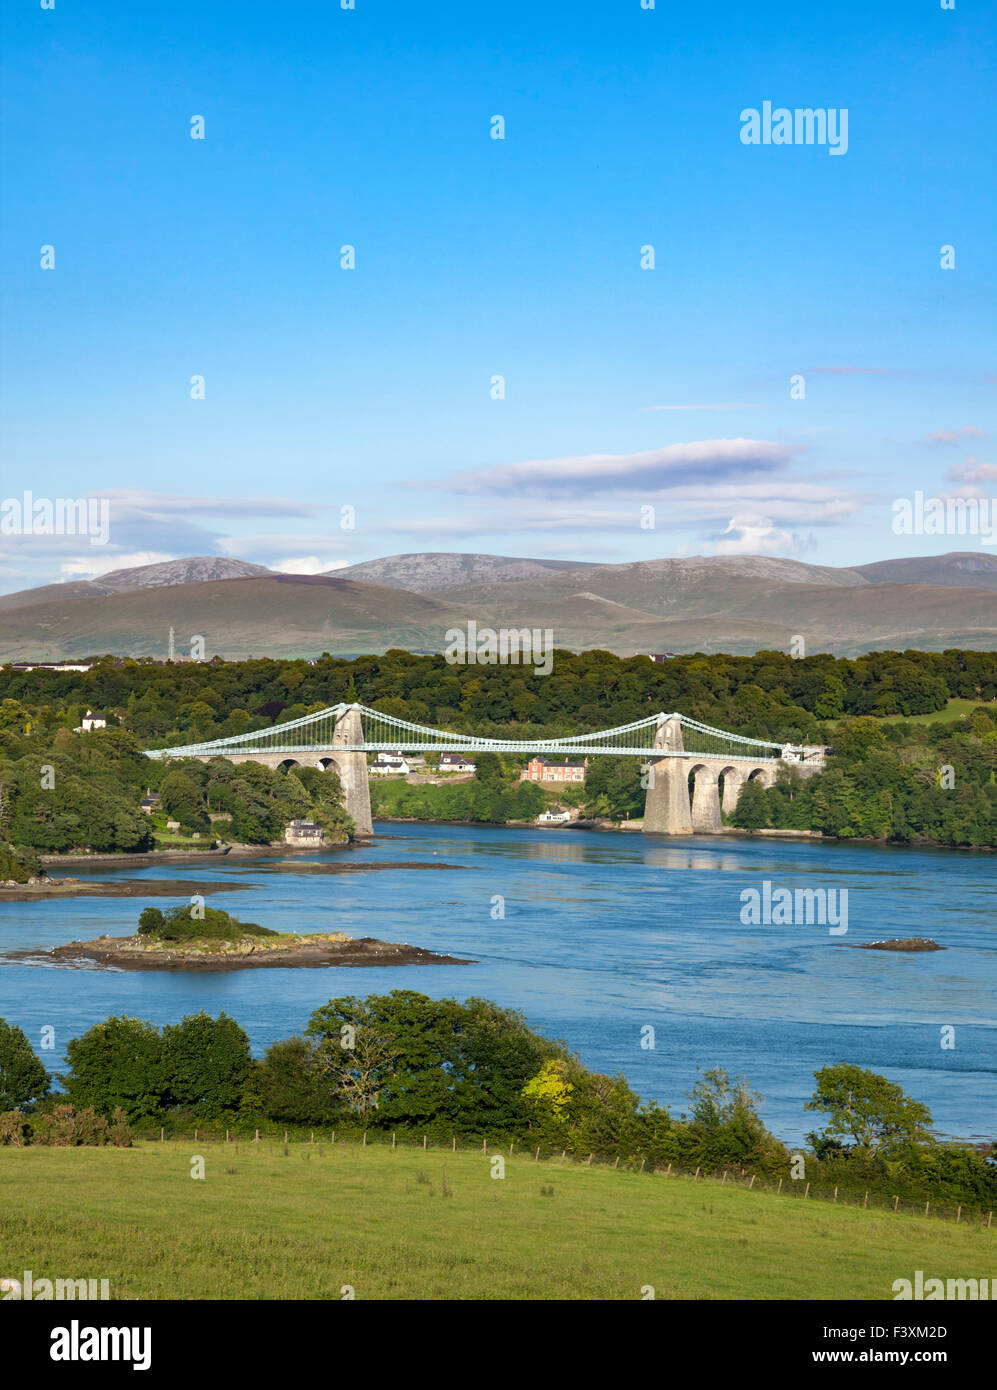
{"left": 79, "top": 709, "right": 108, "bottom": 732}
{"left": 371, "top": 751, "right": 417, "bottom": 775}
{"left": 536, "top": 809, "right": 573, "bottom": 823}
{"left": 438, "top": 752, "right": 477, "bottom": 772}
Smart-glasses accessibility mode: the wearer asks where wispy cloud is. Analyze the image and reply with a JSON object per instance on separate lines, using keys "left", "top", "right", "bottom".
{"left": 436, "top": 439, "right": 802, "bottom": 497}
{"left": 946, "top": 458, "right": 997, "bottom": 494}
{"left": 922, "top": 426, "right": 986, "bottom": 445}
{"left": 808, "top": 366, "right": 896, "bottom": 376}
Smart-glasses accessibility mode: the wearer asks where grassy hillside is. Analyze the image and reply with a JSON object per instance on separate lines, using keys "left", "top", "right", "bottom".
{"left": 835, "top": 698, "right": 997, "bottom": 727}
{"left": 3, "top": 557, "right": 997, "bottom": 659}
{"left": 1, "top": 1140, "right": 990, "bottom": 1300}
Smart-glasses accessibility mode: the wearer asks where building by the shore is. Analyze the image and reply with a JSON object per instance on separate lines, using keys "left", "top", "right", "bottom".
{"left": 520, "top": 756, "right": 586, "bottom": 784}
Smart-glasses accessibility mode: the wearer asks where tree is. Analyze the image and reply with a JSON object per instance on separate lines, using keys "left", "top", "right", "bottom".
{"left": 62, "top": 1017, "right": 167, "bottom": 1121}
{"left": 310, "top": 1010, "right": 401, "bottom": 1120}
{"left": 0, "top": 1018, "right": 50, "bottom": 1110}
{"left": 729, "top": 777, "right": 770, "bottom": 829}
{"left": 805, "top": 1063, "right": 934, "bottom": 1158}
{"left": 160, "top": 1012, "right": 252, "bottom": 1116}
{"left": 158, "top": 769, "right": 205, "bottom": 828}
{"left": 137, "top": 907, "right": 164, "bottom": 935}
{"left": 685, "top": 1066, "right": 787, "bottom": 1172}
{"left": 256, "top": 1037, "right": 342, "bottom": 1125}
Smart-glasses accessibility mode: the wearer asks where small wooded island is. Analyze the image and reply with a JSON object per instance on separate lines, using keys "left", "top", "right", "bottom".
{"left": 35, "top": 904, "right": 473, "bottom": 972}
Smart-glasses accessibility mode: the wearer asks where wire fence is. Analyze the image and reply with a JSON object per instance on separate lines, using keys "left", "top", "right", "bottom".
{"left": 139, "top": 1125, "right": 995, "bottom": 1231}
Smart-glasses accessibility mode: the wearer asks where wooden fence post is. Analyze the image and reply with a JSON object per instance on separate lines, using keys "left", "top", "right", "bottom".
{"left": 452, "top": 1136, "right": 456, "bottom": 1152}
{"left": 777, "top": 1177, "right": 783, "bottom": 1194}
{"left": 749, "top": 1174, "right": 755, "bottom": 1189}
{"left": 833, "top": 1187, "right": 838, "bottom": 1202}
{"left": 613, "top": 1155, "right": 619, "bottom": 1169}
{"left": 722, "top": 1170, "right": 728, "bottom": 1185}
{"left": 804, "top": 1182, "right": 810, "bottom": 1198}
{"left": 362, "top": 1131, "right": 367, "bottom": 1147}
{"left": 863, "top": 1190, "right": 868, "bottom": 1209}
{"left": 254, "top": 1129, "right": 259, "bottom": 1142}
{"left": 956, "top": 1206, "right": 961, "bottom": 1224}
{"left": 392, "top": 1132, "right": 396, "bottom": 1149}
{"left": 160, "top": 1127, "right": 164, "bottom": 1142}
{"left": 535, "top": 1146, "right": 540, "bottom": 1161}
{"left": 924, "top": 1200, "right": 929, "bottom": 1217}
{"left": 665, "top": 1162, "right": 671, "bottom": 1177}
{"left": 893, "top": 1195, "right": 899, "bottom": 1212}
{"left": 423, "top": 1135, "right": 427, "bottom": 1150}
{"left": 639, "top": 1158, "right": 646, "bottom": 1173}
{"left": 693, "top": 1167, "right": 700, "bottom": 1180}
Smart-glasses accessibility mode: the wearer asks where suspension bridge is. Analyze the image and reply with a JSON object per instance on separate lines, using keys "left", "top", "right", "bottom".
{"left": 144, "top": 703, "right": 825, "bottom": 837}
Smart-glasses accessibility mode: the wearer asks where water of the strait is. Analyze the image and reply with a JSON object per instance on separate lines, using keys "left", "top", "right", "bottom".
{"left": 0, "top": 822, "right": 993, "bottom": 1145}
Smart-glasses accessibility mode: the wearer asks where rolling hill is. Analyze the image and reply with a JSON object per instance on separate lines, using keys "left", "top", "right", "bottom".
{"left": 0, "top": 551, "right": 994, "bottom": 659}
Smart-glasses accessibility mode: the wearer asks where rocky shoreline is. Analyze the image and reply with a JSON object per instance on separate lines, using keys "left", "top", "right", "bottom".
{"left": 18, "top": 933, "right": 475, "bottom": 973}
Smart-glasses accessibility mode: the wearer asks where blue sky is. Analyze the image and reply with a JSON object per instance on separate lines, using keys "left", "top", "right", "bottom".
{"left": 1, "top": 0, "right": 995, "bottom": 591}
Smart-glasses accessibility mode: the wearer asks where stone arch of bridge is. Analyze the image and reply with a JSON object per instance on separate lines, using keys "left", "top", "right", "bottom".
{"left": 717, "top": 763, "right": 746, "bottom": 817}
{"left": 687, "top": 761, "right": 722, "bottom": 833}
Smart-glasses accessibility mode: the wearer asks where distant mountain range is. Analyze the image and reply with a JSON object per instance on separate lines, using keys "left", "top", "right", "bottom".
{"left": 0, "top": 551, "right": 994, "bottom": 660}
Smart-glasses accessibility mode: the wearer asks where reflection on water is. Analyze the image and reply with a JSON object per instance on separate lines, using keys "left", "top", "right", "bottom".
{"left": 0, "top": 823, "right": 993, "bottom": 1145}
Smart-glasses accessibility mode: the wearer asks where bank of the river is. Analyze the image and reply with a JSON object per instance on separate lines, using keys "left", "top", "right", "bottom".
{"left": 371, "top": 812, "right": 827, "bottom": 840}
{"left": 37, "top": 838, "right": 368, "bottom": 871}
{"left": 0, "top": 878, "right": 249, "bottom": 903}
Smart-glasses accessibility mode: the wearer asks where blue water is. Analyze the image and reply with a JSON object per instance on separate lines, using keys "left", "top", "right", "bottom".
{"left": 1, "top": 823, "right": 994, "bottom": 1145}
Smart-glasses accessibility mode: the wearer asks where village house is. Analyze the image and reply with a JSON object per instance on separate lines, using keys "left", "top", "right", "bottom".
{"left": 438, "top": 752, "right": 477, "bottom": 773}
{"left": 78, "top": 709, "right": 108, "bottom": 732}
{"left": 519, "top": 756, "right": 586, "bottom": 784}
{"left": 370, "top": 750, "right": 425, "bottom": 776}
{"left": 139, "top": 792, "right": 161, "bottom": 815}
{"left": 284, "top": 819, "right": 325, "bottom": 845}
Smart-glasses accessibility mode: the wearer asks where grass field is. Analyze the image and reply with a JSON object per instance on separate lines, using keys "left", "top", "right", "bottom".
{"left": 1, "top": 1141, "right": 992, "bottom": 1300}
{"left": 835, "top": 699, "right": 997, "bottom": 728}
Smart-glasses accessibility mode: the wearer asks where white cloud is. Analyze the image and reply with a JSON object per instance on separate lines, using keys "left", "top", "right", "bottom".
{"left": 59, "top": 551, "right": 176, "bottom": 582}
{"left": 702, "top": 516, "right": 809, "bottom": 557}
{"left": 272, "top": 555, "right": 351, "bottom": 575}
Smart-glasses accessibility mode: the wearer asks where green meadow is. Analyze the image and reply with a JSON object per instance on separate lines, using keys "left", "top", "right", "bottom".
{"left": 1, "top": 1141, "right": 992, "bottom": 1300}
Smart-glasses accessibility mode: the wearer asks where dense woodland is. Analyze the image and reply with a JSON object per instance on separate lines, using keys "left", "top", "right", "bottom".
{"left": 0, "top": 647, "right": 995, "bottom": 857}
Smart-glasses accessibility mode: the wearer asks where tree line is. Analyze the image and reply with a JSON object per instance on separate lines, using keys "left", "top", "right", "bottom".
{"left": 2, "top": 647, "right": 994, "bottom": 749}
{"left": 1, "top": 995, "right": 993, "bottom": 1210}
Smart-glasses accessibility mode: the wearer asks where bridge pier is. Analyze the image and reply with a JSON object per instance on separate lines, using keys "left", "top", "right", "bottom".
{"left": 642, "top": 717, "right": 694, "bottom": 835}
{"left": 719, "top": 766, "right": 745, "bottom": 816}
{"left": 332, "top": 705, "right": 373, "bottom": 837}
{"left": 690, "top": 765, "right": 723, "bottom": 833}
